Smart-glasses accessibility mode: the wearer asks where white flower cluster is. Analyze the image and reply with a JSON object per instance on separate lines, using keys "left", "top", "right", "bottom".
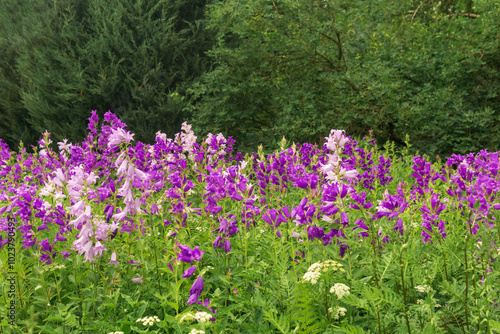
{"left": 179, "top": 313, "right": 195, "bottom": 323}
{"left": 303, "top": 261, "right": 345, "bottom": 285}
{"left": 415, "top": 285, "right": 432, "bottom": 293}
{"left": 303, "top": 271, "right": 321, "bottom": 285}
{"left": 194, "top": 311, "right": 213, "bottom": 324}
{"left": 40, "top": 264, "right": 66, "bottom": 273}
{"left": 189, "top": 329, "right": 205, "bottom": 334}
{"left": 136, "top": 316, "right": 160, "bottom": 326}
{"left": 417, "top": 299, "right": 441, "bottom": 308}
{"left": 330, "top": 283, "right": 350, "bottom": 299}
{"left": 328, "top": 306, "right": 347, "bottom": 320}
{"left": 108, "top": 332, "right": 124, "bottom": 334}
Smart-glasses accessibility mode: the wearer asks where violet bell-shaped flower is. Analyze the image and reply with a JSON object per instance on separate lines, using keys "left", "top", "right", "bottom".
{"left": 131, "top": 276, "right": 143, "bottom": 284}
{"left": 177, "top": 244, "right": 204, "bottom": 263}
{"left": 108, "top": 252, "right": 120, "bottom": 265}
{"left": 187, "top": 276, "right": 204, "bottom": 305}
{"left": 182, "top": 266, "right": 197, "bottom": 279}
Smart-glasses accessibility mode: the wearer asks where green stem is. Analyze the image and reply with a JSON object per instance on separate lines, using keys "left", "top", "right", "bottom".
{"left": 153, "top": 240, "right": 162, "bottom": 296}
{"left": 438, "top": 239, "right": 449, "bottom": 282}
{"left": 324, "top": 284, "right": 330, "bottom": 322}
{"left": 376, "top": 307, "right": 382, "bottom": 334}
{"left": 464, "top": 243, "right": 470, "bottom": 331}
{"left": 400, "top": 254, "right": 411, "bottom": 334}
{"left": 410, "top": 274, "right": 416, "bottom": 303}
{"left": 471, "top": 264, "right": 479, "bottom": 333}
{"left": 245, "top": 228, "right": 248, "bottom": 271}
{"left": 174, "top": 262, "right": 179, "bottom": 315}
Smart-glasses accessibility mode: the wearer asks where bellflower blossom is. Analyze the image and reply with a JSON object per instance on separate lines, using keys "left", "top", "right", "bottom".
{"left": 108, "top": 128, "right": 135, "bottom": 148}
{"left": 177, "top": 244, "right": 204, "bottom": 263}
{"left": 187, "top": 276, "right": 204, "bottom": 305}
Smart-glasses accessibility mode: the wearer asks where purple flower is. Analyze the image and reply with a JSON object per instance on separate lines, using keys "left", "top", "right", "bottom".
{"left": 60, "top": 251, "right": 71, "bottom": 259}
{"left": 182, "top": 266, "right": 197, "bottom": 279}
{"left": 224, "top": 239, "right": 231, "bottom": 253}
{"left": 197, "top": 299, "right": 216, "bottom": 321}
{"left": 394, "top": 217, "right": 404, "bottom": 236}
{"left": 177, "top": 244, "right": 204, "bottom": 263}
{"left": 187, "top": 276, "right": 204, "bottom": 305}
{"left": 213, "top": 235, "right": 223, "bottom": 248}
{"left": 340, "top": 212, "right": 349, "bottom": 227}
{"left": 132, "top": 276, "right": 143, "bottom": 284}
{"left": 421, "top": 231, "right": 432, "bottom": 243}
{"left": 108, "top": 252, "right": 120, "bottom": 265}
{"left": 127, "top": 260, "right": 141, "bottom": 267}
{"left": 339, "top": 243, "right": 349, "bottom": 258}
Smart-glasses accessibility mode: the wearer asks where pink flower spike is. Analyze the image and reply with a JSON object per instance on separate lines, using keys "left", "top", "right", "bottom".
{"left": 117, "top": 159, "right": 128, "bottom": 175}
{"left": 132, "top": 276, "right": 143, "bottom": 284}
{"left": 108, "top": 252, "right": 120, "bottom": 265}
{"left": 343, "top": 169, "right": 359, "bottom": 179}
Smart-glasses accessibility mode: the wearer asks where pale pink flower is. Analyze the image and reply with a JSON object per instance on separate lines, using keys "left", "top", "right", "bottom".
{"left": 132, "top": 276, "right": 143, "bottom": 284}
{"left": 108, "top": 252, "right": 120, "bottom": 265}
{"left": 70, "top": 200, "right": 85, "bottom": 216}
{"left": 117, "top": 158, "right": 128, "bottom": 175}
{"left": 156, "top": 131, "right": 167, "bottom": 141}
{"left": 112, "top": 207, "right": 129, "bottom": 221}
{"left": 108, "top": 128, "right": 134, "bottom": 147}
{"left": 57, "top": 139, "right": 72, "bottom": 151}
{"left": 117, "top": 180, "right": 132, "bottom": 202}
{"left": 342, "top": 169, "right": 359, "bottom": 179}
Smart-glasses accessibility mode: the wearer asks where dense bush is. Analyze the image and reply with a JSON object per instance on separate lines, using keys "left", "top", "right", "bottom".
{"left": 0, "top": 0, "right": 214, "bottom": 148}
{"left": 188, "top": 0, "right": 500, "bottom": 156}
{"left": 0, "top": 0, "right": 498, "bottom": 161}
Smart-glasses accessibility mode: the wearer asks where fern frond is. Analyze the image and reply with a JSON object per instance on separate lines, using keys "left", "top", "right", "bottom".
{"left": 264, "top": 309, "right": 291, "bottom": 334}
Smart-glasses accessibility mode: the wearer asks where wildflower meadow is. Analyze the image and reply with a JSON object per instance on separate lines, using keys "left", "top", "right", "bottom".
{"left": 1, "top": 111, "right": 500, "bottom": 334}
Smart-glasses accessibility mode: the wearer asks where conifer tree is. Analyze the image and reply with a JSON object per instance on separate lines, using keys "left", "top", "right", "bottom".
{"left": 0, "top": 0, "right": 214, "bottom": 148}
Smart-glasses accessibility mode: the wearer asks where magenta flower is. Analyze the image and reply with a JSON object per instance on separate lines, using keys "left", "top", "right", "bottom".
{"left": 177, "top": 244, "right": 204, "bottom": 263}
{"left": 224, "top": 239, "right": 231, "bottom": 253}
{"left": 182, "top": 266, "right": 197, "bottom": 279}
{"left": 60, "top": 251, "right": 71, "bottom": 259}
{"left": 340, "top": 212, "right": 349, "bottom": 227}
{"left": 187, "top": 276, "right": 204, "bottom": 305}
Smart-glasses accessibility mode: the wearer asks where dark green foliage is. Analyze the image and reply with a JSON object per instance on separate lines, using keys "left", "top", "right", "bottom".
{"left": 0, "top": 0, "right": 214, "bottom": 148}
{"left": 188, "top": 0, "right": 500, "bottom": 156}
{"left": 0, "top": 0, "right": 498, "bottom": 157}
